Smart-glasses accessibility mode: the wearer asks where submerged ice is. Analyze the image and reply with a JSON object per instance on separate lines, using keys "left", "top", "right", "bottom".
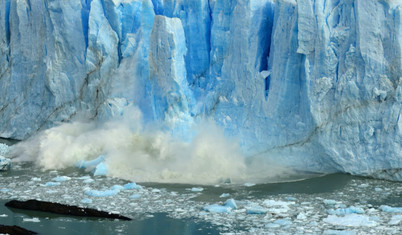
{"left": 0, "top": 0, "right": 401, "bottom": 181}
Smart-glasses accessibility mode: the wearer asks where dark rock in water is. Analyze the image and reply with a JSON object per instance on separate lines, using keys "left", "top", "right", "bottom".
{"left": 5, "top": 200, "right": 131, "bottom": 221}
{"left": 0, "top": 224, "right": 37, "bottom": 235}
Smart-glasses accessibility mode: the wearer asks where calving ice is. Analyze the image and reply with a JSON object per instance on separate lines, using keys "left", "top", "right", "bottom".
{"left": 0, "top": 0, "right": 401, "bottom": 182}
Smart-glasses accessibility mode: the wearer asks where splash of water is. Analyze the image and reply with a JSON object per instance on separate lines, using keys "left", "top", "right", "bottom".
{"left": 11, "top": 107, "right": 293, "bottom": 185}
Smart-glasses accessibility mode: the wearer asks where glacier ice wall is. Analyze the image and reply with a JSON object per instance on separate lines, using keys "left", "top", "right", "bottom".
{"left": 0, "top": 0, "right": 401, "bottom": 180}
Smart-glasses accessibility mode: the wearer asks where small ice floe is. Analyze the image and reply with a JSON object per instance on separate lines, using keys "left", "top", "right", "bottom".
{"left": 77, "top": 176, "right": 91, "bottom": 180}
{"left": 323, "top": 199, "right": 339, "bottom": 206}
{"left": 110, "top": 185, "right": 125, "bottom": 191}
{"left": 85, "top": 188, "right": 120, "bottom": 197}
{"left": 31, "top": 177, "right": 41, "bottom": 182}
{"left": 44, "top": 182, "right": 61, "bottom": 187}
{"left": 323, "top": 214, "right": 377, "bottom": 227}
{"left": 220, "top": 193, "right": 230, "bottom": 198}
{"left": 224, "top": 199, "right": 238, "bottom": 209}
{"left": 285, "top": 196, "right": 297, "bottom": 201}
{"left": 190, "top": 187, "right": 203, "bottom": 192}
{"left": 83, "top": 178, "right": 94, "bottom": 183}
{"left": 130, "top": 194, "right": 141, "bottom": 199}
{"left": 263, "top": 200, "right": 294, "bottom": 214}
{"left": 323, "top": 229, "right": 356, "bottom": 235}
{"left": 327, "top": 206, "right": 365, "bottom": 215}
{"left": 296, "top": 212, "right": 307, "bottom": 220}
{"left": 23, "top": 217, "right": 40, "bottom": 223}
{"left": 52, "top": 176, "right": 71, "bottom": 182}
{"left": 265, "top": 219, "right": 292, "bottom": 228}
{"left": 388, "top": 215, "right": 402, "bottom": 225}
{"left": 246, "top": 205, "right": 267, "bottom": 215}
{"left": 0, "top": 188, "right": 10, "bottom": 193}
{"left": 379, "top": 205, "right": 402, "bottom": 213}
{"left": 204, "top": 204, "right": 232, "bottom": 213}
{"left": 0, "top": 156, "right": 11, "bottom": 171}
{"left": 80, "top": 198, "right": 93, "bottom": 204}
{"left": 123, "top": 182, "right": 142, "bottom": 190}
{"left": 244, "top": 183, "right": 256, "bottom": 187}
{"left": 0, "top": 214, "right": 8, "bottom": 217}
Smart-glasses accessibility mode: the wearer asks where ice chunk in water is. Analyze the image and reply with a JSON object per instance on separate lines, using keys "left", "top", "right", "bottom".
{"left": 379, "top": 205, "right": 402, "bottom": 213}
{"left": 23, "top": 217, "right": 40, "bottom": 223}
{"left": 323, "top": 214, "right": 377, "bottom": 227}
{"left": 75, "top": 155, "right": 105, "bottom": 169}
{"left": 204, "top": 204, "right": 232, "bottom": 213}
{"left": 224, "top": 199, "right": 237, "bottom": 209}
{"left": 323, "top": 230, "right": 356, "bottom": 235}
{"left": 44, "top": 182, "right": 61, "bottom": 187}
{"left": 52, "top": 176, "right": 71, "bottom": 182}
{"left": 110, "top": 185, "right": 125, "bottom": 191}
{"left": 123, "top": 182, "right": 142, "bottom": 190}
{"left": 328, "top": 206, "right": 365, "bottom": 215}
{"left": 81, "top": 198, "right": 93, "bottom": 204}
{"left": 246, "top": 205, "right": 267, "bottom": 215}
{"left": 388, "top": 215, "right": 402, "bottom": 225}
{"left": 85, "top": 189, "right": 120, "bottom": 197}
{"left": 93, "top": 162, "right": 108, "bottom": 176}
{"left": 130, "top": 194, "right": 141, "bottom": 199}
{"left": 191, "top": 187, "right": 203, "bottom": 192}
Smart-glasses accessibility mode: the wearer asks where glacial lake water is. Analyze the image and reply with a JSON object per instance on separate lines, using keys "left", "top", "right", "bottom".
{"left": 0, "top": 139, "right": 401, "bottom": 234}
{"left": 0, "top": 164, "right": 401, "bottom": 234}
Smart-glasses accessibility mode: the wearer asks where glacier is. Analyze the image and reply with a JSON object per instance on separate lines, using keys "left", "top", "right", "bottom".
{"left": 0, "top": 0, "right": 401, "bottom": 181}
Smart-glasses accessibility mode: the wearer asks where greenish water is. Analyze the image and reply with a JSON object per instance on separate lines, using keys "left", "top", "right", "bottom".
{"left": 0, "top": 200, "right": 220, "bottom": 235}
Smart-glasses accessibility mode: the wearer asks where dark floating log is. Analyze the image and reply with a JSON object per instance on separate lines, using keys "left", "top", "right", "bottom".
{"left": 5, "top": 199, "right": 131, "bottom": 221}
{"left": 0, "top": 224, "right": 37, "bottom": 235}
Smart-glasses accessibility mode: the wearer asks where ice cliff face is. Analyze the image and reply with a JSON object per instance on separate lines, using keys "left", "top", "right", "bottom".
{"left": 0, "top": 0, "right": 401, "bottom": 180}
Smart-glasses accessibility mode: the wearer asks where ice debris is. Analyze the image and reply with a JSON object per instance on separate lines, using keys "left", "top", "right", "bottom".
{"left": 327, "top": 206, "right": 365, "bottom": 215}
{"left": 75, "top": 155, "right": 105, "bottom": 169}
{"left": 44, "top": 182, "right": 61, "bottom": 187}
{"left": 190, "top": 187, "right": 203, "bottom": 192}
{"left": 379, "top": 205, "right": 402, "bottom": 213}
{"left": 51, "top": 176, "right": 71, "bottom": 182}
{"left": 388, "top": 215, "right": 402, "bottom": 225}
{"left": 23, "top": 217, "right": 40, "bottom": 223}
{"left": 80, "top": 198, "right": 93, "bottom": 204}
{"left": 85, "top": 188, "right": 120, "bottom": 197}
{"left": 323, "top": 230, "right": 356, "bottom": 235}
{"left": 130, "top": 194, "right": 141, "bottom": 199}
{"left": 93, "top": 162, "right": 108, "bottom": 176}
{"left": 246, "top": 205, "right": 267, "bottom": 215}
{"left": 323, "top": 214, "right": 378, "bottom": 227}
{"left": 224, "top": 199, "right": 238, "bottom": 209}
{"left": 204, "top": 204, "right": 232, "bottom": 213}
{"left": 123, "top": 182, "right": 142, "bottom": 190}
